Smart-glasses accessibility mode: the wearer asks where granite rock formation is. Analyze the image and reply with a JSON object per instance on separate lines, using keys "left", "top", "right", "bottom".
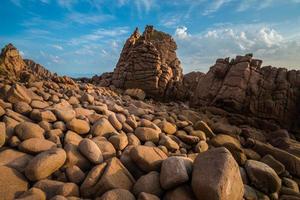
{"left": 0, "top": 44, "right": 76, "bottom": 86}
{"left": 111, "top": 26, "right": 183, "bottom": 99}
{"left": 191, "top": 54, "right": 300, "bottom": 134}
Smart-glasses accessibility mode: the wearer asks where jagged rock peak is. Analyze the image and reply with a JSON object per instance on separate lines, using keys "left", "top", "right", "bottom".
{"left": 111, "top": 25, "right": 183, "bottom": 99}
{"left": 0, "top": 43, "right": 26, "bottom": 76}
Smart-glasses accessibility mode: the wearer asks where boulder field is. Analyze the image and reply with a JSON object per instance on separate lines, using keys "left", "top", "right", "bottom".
{"left": 0, "top": 26, "right": 300, "bottom": 199}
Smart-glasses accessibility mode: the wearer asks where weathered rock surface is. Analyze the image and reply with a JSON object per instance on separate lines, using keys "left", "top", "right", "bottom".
{"left": 0, "top": 38, "right": 300, "bottom": 200}
{"left": 192, "top": 147, "right": 244, "bottom": 200}
{"left": 111, "top": 26, "right": 183, "bottom": 99}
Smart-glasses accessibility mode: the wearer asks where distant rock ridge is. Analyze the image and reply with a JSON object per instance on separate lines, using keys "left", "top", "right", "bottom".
{"left": 0, "top": 43, "right": 75, "bottom": 85}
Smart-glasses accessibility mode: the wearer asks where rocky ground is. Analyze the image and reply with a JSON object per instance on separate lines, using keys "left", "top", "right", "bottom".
{"left": 0, "top": 26, "right": 300, "bottom": 200}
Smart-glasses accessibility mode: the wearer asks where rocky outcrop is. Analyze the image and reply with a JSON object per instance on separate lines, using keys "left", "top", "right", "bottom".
{"left": 191, "top": 54, "right": 300, "bottom": 133}
{"left": 0, "top": 44, "right": 76, "bottom": 86}
{"left": 24, "top": 59, "right": 54, "bottom": 80}
{"left": 111, "top": 26, "right": 183, "bottom": 99}
{"left": 0, "top": 43, "right": 26, "bottom": 78}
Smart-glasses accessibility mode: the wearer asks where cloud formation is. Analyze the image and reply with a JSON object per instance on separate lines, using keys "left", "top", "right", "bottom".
{"left": 175, "top": 24, "right": 300, "bottom": 73}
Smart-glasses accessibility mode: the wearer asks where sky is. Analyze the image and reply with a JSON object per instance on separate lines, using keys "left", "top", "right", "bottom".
{"left": 1, "top": 0, "right": 300, "bottom": 77}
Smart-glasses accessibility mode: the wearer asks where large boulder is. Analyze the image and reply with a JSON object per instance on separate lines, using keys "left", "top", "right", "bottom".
{"left": 130, "top": 145, "right": 167, "bottom": 172}
{"left": 0, "top": 166, "right": 29, "bottom": 200}
{"left": 245, "top": 160, "right": 281, "bottom": 193}
{"left": 191, "top": 147, "right": 244, "bottom": 200}
{"left": 25, "top": 148, "right": 66, "bottom": 181}
{"left": 81, "top": 157, "right": 135, "bottom": 198}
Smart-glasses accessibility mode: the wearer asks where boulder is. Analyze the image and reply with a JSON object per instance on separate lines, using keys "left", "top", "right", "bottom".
{"left": 0, "top": 149, "right": 33, "bottom": 172}
{"left": 160, "top": 156, "right": 189, "bottom": 190}
{"left": 66, "top": 118, "right": 90, "bottom": 134}
{"left": 78, "top": 138, "right": 103, "bottom": 164}
{"left": 124, "top": 88, "right": 146, "bottom": 100}
{"left": 25, "top": 148, "right": 66, "bottom": 181}
{"left": 210, "top": 134, "right": 247, "bottom": 165}
{"left": 245, "top": 159, "right": 281, "bottom": 193}
{"left": 15, "top": 187, "right": 46, "bottom": 200}
{"left": 130, "top": 145, "right": 167, "bottom": 172}
{"left": 91, "top": 118, "right": 117, "bottom": 137}
{"left": 261, "top": 154, "right": 285, "bottom": 175}
{"left": 163, "top": 184, "right": 195, "bottom": 200}
{"left": 0, "top": 166, "right": 29, "bottom": 200}
{"left": 6, "top": 84, "right": 31, "bottom": 104}
{"left": 135, "top": 127, "right": 160, "bottom": 143}
{"left": 133, "top": 171, "right": 163, "bottom": 197}
{"left": 0, "top": 122, "right": 5, "bottom": 147}
{"left": 14, "top": 121, "right": 45, "bottom": 140}
{"left": 98, "top": 189, "right": 135, "bottom": 200}
{"left": 18, "top": 138, "right": 56, "bottom": 154}
{"left": 81, "top": 157, "right": 135, "bottom": 198}
{"left": 191, "top": 147, "right": 244, "bottom": 200}
{"left": 158, "top": 120, "right": 177, "bottom": 135}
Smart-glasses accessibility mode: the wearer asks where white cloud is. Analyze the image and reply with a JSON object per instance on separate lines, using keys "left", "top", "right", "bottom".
{"left": 203, "top": 0, "right": 232, "bottom": 16}
{"left": 51, "top": 44, "right": 63, "bottom": 50}
{"left": 175, "top": 24, "right": 300, "bottom": 73}
{"left": 67, "top": 12, "right": 114, "bottom": 25}
{"left": 57, "top": 0, "right": 77, "bottom": 9}
{"left": 135, "top": 0, "right": 155, "bottom": 13}
{"left": 175, "top": 26, "right": 190, "bottom": 39}
{"left": 70, "top": 27, "right": 129, "bottom": 45}
{"left": 237, "top": 0, "right": 300, "bottom": 12}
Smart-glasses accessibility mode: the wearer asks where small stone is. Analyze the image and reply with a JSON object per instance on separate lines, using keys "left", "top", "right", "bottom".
{"left": 194, "top": 120, "right": 215, "bottom": 138}
{"left": 194, "top": 140, "right": 208, "bottom": 153}
{"left": 66, "top": 118, "right": 90, "bottom": 134}
{"left": 108, "top": 114, "right": 122, "bottom": 131}
{"left": 0, "top": 122, "right": 6, "bottom": 147}
{"left": 80, "top": 93, "right": 94, "bottom": 104}
{"left": 158, "top": 120, "right": 177, "bottom": 135}
{"left": 135, "top": 127, "right": 160, "bottom": 143}
{"left": 159, "top": 135, "right": 179, "bottom": 152}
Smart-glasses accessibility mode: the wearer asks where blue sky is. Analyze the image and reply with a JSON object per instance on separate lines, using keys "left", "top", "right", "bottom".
{"left": 1, "top": 0, "right": 300, "bottom": 77}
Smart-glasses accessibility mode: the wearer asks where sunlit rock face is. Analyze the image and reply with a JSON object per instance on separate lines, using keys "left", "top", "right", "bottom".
{"left": 191, "top": 54, "right": 300, "bottom": 132}
{"left": 112, "top": 25, "right": 183, "bottom": 99}
{"left": 0, "top": 43, "right": 26, "bottom": 77}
